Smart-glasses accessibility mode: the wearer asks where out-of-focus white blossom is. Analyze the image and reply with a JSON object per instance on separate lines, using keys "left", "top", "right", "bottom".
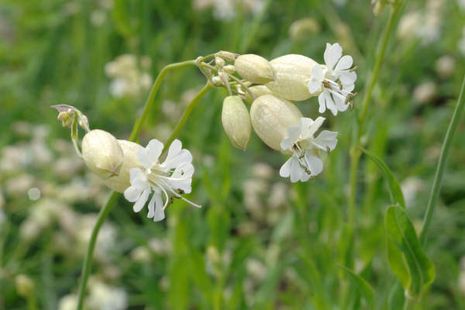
{"left": 19, "top": 199, "right": 69, "bottom": 240}
{"left": 401, "top": 177, "right": 425, "bottom": 208}
{"left": 398, "top": 0, "right": 444, "bottom": 44}
{"left": 193, "top": 0, "right": 265, "bottom": 20}
{"left": 75, "top": 215, "right": 117, "bottom": 261}
{"left": 435, "top": 55, "right": 455, "bottom": 79}
{"left": 105, "top": 54, "right": 152, "bottom": 98}
{"left": 87, "top": 279, "right": 128, "bottom": 310}
{"left": 413, "top": 81, "right": 437, "bottom": 104}
{"left": 58, "top": 294, "right": 78, "bottom": 310}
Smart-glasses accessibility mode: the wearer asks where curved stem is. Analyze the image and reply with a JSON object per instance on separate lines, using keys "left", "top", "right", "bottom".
{"left": 347, "top": 2, "right": 403, "bottom": 229}
{"left": 77, "top": 59, "right": 196, "bottom": 309}
{"left": 163, "top": 83, "right": 213, "bottom": 153}
{"left": 129, "top": 60, "right": 196, "bottom": 141}
{"left": 76, "top": 192, "right": 119, "bottom": 310}
{"left": 420, "top": 75, "right": 465, "bottom": 244}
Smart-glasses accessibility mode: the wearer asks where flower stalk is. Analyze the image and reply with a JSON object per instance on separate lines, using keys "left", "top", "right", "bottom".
{"left": 420, "top": 74, "right": 465, "bottom": 244}
{"left": 76, "top": 59, "right": 203, "bottom": 310}
{"left": 348, "top": 1, "right": 403, "bottom": 229}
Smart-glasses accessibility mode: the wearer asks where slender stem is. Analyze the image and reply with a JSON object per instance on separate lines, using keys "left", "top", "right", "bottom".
{"left": 76, "top": 192, "right": 119, "bottom": 310}
{"left": 347, "top": 3, "right": 403, "bottom": 228}
{"left": 77, "top": 59, "right": 197, "bottom": 309}
{"left": 420, "top": 75, "right": 465, "bottom": 244}
{"left": 129, "top": 60, "right": 196, "bottom": 141}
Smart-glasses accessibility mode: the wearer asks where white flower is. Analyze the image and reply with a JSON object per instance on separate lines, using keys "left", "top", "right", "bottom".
{"left": 123, "top": 139, "right": 199, "bottom": 222}
{"left": 279, "top": 117, "right": 337, "bottom": 183}
{"left": 308, "top": 43, "right": 356, "bottom": 116}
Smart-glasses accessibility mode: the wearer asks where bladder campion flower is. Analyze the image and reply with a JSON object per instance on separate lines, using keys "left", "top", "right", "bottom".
{"left": 123, "top": 139, "right": 200, "bottom": 222}
{"left": 279, "top": 117, "right": 337, "bottom": 182}
{"left": 308, "top": 43, "right": 357, "bottom": 115}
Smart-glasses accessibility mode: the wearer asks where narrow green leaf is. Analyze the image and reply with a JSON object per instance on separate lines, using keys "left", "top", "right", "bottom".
{"left": 362, "top": 148, "right": 406, "bottom": 208}
{"left": 385, "top": 206, "right": 435, "bottom": 297}
{"left": 340, "top": 266, "right": 375, "bottom": 308}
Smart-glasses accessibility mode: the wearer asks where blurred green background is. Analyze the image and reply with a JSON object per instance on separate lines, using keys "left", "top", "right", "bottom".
{"left": 1, "top": 0, "right": 465, "bottom": 309}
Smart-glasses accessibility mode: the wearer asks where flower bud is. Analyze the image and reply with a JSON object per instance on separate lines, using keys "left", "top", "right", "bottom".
{"left": 223, "top": 65, "right": 235, "bottom": 74}
{"left": 221, "top": 96, "right": 251, "bottom": 150}
{"left": 266, "top": 54, "right": 317, "bottom": 101}
{"left": 82, "top": 129, "right": 124, "bottom": 179}
{"left": 245, "top": 85, "right": 272, "bottom": 103}
{"left": 216, "top": 50, "right": 238, "bottom": 62}
{"left": 250, "top": 95, "right": 302, "bottom": 151}
{"left": 102, "top": 140, "right": 143, "bottom": 192}
{"left": 57, "top": 110, "right": 74, "bottom": 128}
{"left": 235, "top": 54, "right": 275, "bottom": 84}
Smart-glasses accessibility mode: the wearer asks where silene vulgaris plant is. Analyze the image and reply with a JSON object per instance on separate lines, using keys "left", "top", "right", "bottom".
{"left": 54, "top": 42, "right": 358, "bottom": 307}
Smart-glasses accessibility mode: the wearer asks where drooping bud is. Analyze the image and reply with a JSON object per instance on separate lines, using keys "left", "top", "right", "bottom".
{"left": 223, "top": 65, "right": 235, "bottom": 74}
{"left": 57, "top": 110, "right": 74, "bottom": 128}
{"left": 250, "top": 95, "right": 302, "bottom": 151}
{"left": 234, "top": 54, "right": 275, "bottom": 84}
{"left": 216, "top": 50, "right": 239, "bottom": 62}
{"left": 266, "top": 54, "right": 317, "bottom": 101}
{"left": 102, "top": 140, "right": 143, "bottom": 192}
{"left": 81, "top": 129, "right": 124, "bottom": 179}
{"left": 221, "top": 96, "right": 252, "bottom": 150}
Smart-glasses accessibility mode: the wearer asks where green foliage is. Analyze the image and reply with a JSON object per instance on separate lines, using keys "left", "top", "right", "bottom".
{"left": 385, "top": 205, "right": 435, "bottom": 298}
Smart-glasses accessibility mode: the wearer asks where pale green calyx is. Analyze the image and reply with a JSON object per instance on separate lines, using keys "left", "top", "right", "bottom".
{"left": 102, "top": 139, "right": 143, "bottom": 192}
{"left": 221, "top": 96, "right": 252, "bottom": 150}
{"left": 266, "top": 54, "right": 317, "bottom": 101}
{"left": 81, "top": 129, "right": 124, "bottom": 179}
{"left": 234, "top": 54, "right": 275, "bottom": 85}
{"left": 250, "top": 94, "right": 302, "bottom": 151}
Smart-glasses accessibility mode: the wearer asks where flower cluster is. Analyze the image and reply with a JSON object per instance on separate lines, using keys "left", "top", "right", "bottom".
{"left": 201, "top": 42, "right": 356, "bottom": 182}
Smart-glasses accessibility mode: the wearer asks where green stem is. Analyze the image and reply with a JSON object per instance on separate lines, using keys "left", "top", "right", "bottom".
{"left": 420, "top": 75, "right": 465, "bottom": 244}
{"left": 77, "top": 59, "right": 197, "bottom": 310}
{"left": 348, "top": 2, "right": 403, "bottom": 228}
{"left": 129, "top": 60, "right": 196, "bottom": 141}
{"left": 163, "top": 83, "right": 212, "bottom": 152}
{"left": 76, "top": 191, "right": 119, "bottom": 310}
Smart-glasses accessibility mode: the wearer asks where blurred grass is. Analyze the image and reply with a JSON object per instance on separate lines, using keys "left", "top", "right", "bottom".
{"left": 1, "top": 0, "right": 465, "bottom": 309}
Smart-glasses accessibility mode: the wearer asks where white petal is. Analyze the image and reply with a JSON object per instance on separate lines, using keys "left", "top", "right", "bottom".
{"left": 334, "top": 55, "right": 353, "bottom": 72}
{"left": 324, "top": 43, "right": 342, "bottom": 71}
{"left": 147, "top": 192, "right": 157, "bottom": 218}
{"left": 133, "top": 188, "right": 151, "bottom": 213}
{"left": 308, "top": 79, "right": 322, "bottom": 94}
{"left": 339, "top": 71, "right": 357, "bottom": 85}
{"left": 305, "top": 153, "right": 323, "bottom": 176}
{"left": 289, "top": 156, "right": 305, "bottom": 183}
{"left": 324, "top": 92, "right": 338, "bottom": 116}
{"left": 164, "top": 139, "right": 182, "bottom": 163}
{"left": 279, "top": 157, "right": 292, "bottom": 178}
{"left": 318, "top": 93, "right": 327, "bottom": 114}
{"left": 153, "top": 192, "right": 165, "bottom": 222}
{"left": 306, "top": 116, "right": 325, "bottom": 138}
{"left": 308, "top": 66, "right": 325, "bottom": 94}
{"left": 163, "top": 149, "right": 193, "bottom": 170}
{"left": 129, "top": 168, "right": 148, "bottom": 188}
{"left": 313, "top": 130, "right": 338, "bottom": 151}
{"left": 138, "top": 139, "right": 163, "bottom": 169}
{"left": 280, "top": 125, "right": 301, "bottom": 151}
{"left": 124, "top": 186, "right": 142, "bottom": 202}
